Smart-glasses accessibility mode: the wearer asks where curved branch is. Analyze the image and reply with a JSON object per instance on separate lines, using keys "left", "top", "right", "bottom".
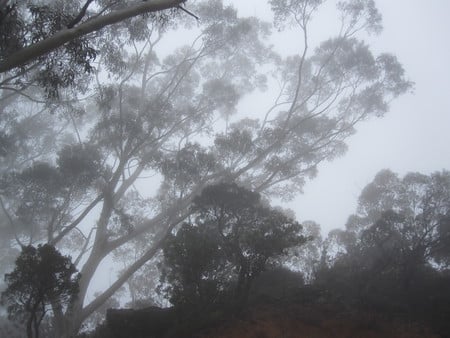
{"left": 0, "top": 0, "right": 185, "bottom": 73}
{"left": 49, "top": 194, "right": 104, "bottom": 246}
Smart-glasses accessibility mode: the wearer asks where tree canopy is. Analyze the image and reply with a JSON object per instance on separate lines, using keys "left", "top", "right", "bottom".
{"left": 0, "top": 0, "right": 185, "bottom": 89}
{"left": 91, "top": 169, "right": 450, "bottom": 337}
{"left": 323, "top": 169, "right": 450, "bottom": 272}
{"left": 160, "top": 183, "right": 305, "bottom": 309}
{"left": 1, "top": 244, "right": 80, "bottom": 338}
{"left": 316, "top": 170, "right": 450, "bottom": 335}
{"left": 0, "top": 1, "right": 413, "bottom": 336}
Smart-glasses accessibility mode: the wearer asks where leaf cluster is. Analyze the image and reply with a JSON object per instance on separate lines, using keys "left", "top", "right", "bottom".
{"left": 160, "top": 183, "right": 306, "bottom": 309}
{"left": 0, "top": 143, "right": 104, "bottom": 240}
{"left": 1, "top": 244, "right": 80, "bottom": 323}
{"left": 317, "top": 170, "right": 450, "bottom": 335}
{"left": 0, "top": 1, "right": 98, "bottom": 98}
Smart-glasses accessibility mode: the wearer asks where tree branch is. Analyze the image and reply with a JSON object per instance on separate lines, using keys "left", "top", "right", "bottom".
{"left": 0, "top": 0, "right": 185, "bottom": 73}
{"left": 67, "top": 0, "right": 95, "bottom": 29}
{"left": 177, "top": 5, "right": 199, "bottom": 21}
{"left": 49, "top": 194, "right": 104, "bottom": 246}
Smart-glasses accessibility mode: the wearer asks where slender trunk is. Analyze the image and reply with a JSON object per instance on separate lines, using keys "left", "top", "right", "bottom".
{"left": 67, "top": 249, "right": 105, "bottom": 334}
{"left": 52, "top": 303, "right": 73, "bottom": 338}
{"left": 34, "top": 318, "right": 39, "bottom": 338}
{"left": 234, "top": 266, "right": 252, "bottom": 311}
{"left": 26, "top": 314, "right": 33, "bottom": 338}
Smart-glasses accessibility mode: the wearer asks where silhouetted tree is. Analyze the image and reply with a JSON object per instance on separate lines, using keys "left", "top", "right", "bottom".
{"left": 160, "top": 183, "right": 306, "bottom": 310}
{"left": 317, "top": 170, "right": 450, "bottom": 333}
{"left": 1, "top": 244, "right": 80, "bottom": 338}
{"left": 347, "top": 170, "right": 450, "bottom": 272}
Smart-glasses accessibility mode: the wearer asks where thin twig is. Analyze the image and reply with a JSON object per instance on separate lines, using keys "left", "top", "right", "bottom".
{"left": 177, "top": 5, "right": 199, "bottom": 20}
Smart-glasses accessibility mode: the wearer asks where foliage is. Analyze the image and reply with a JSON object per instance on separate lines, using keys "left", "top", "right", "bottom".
{"left": 0, "top": 0, "right": 412, "bottom": 336}
{"left": 345, "top": 169, "right": 450, "bottom": 269}
{"left": 0, "top": 0, "right": 184, "bottom": 97}
{"left": 160, "top": 183, "right": 306, "bottom": 309}
{"left": 0, "top": 1, "right": 96, "bottom": 97}
{"left": 1, "top": 244, "right": 80, "bottom": 338}
{"left": 0, "top": 144, "right": 103, "bottom": 244}
{"left": 284, "top": 220, "right": 322, "bottom": 282}
{"left": 317, "top": 170, "right": 450, "bottom": 335}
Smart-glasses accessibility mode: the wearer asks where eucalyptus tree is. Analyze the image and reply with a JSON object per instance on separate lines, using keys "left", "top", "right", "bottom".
{"left": 0, "top": 0, "right": 190, "bottom": 177}
{"left": 0, "top": 0, "right": 412, "bottom": 336}
{"left": 0, "top": 0, "right": 188, "bottom": 293}
{"left": 284, "top": 220, "right": 322, "bottom": 283}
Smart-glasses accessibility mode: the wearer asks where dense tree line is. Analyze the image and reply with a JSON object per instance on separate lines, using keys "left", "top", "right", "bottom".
{"left": 87, "top": 170, "right": 450, "bottom": 337}
{"left": 3, "top": 170, "right": 449, "bottom": 337}
{"left": 315, "top": 170, "right": 450, "bottom": 336}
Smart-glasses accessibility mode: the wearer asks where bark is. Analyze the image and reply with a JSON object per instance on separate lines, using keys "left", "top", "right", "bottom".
{"left": 0, "top": 0, "right": 185, "bottom": 73}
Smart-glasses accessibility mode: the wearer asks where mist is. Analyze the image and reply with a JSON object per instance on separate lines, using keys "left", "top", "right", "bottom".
{"left": 0, "top": 1, "right": 449, "bottom": 337}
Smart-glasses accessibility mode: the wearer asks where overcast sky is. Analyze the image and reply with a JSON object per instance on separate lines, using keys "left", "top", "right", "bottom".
{"left": 230, "top": 0, "right": 450, "bottom": 234}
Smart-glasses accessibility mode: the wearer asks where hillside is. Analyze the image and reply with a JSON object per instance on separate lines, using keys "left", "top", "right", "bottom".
{"left": 194, "top": 301, "right": 438, "bottom": 338}
{"left": 94, "top": 286, "right": 443, "bottom": 338}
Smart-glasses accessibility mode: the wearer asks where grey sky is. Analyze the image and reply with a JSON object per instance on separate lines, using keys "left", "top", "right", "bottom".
{"left": 230, "top": 0, "right": 450, "bottom": 234}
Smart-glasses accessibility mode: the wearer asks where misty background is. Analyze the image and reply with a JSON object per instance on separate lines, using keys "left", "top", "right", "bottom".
{"left": 1, "top": 1, "right": 450, "bottom": 337}
{"left": 236, "top": 0, "right": 450, "bottom": 234}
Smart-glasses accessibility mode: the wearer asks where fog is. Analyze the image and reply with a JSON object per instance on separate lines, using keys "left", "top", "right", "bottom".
{"left": 1, "top": 1, "right": 449, "bottom": 337}
{"left": 294, "top": 0, "right": 450, "bottom": 233}
{"left": 233, "top": 0, "right": 450, "bottom": 234}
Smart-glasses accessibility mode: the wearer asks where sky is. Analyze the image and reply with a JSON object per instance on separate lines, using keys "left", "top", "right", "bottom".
{"left": 229, "top": 0, "right": 450, "bottom": 234}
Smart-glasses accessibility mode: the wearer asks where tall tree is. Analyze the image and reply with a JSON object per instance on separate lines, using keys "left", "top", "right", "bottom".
{"left": 0, "top": 1, "right": 412, "bottom": 336}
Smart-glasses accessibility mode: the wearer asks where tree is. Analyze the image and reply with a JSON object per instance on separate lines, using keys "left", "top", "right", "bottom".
{"left": 316, "top": 170, "right": 450, "bottom": 333}
{"left": 284, "top": 220, "right": 322, "bottom": 283}
{"left": 345, "top": 170, "right": 450, "bottom": 271}
{"left": 160, "top": 183, "right": 305, "bottom": 309}
{"left": 318, "top": 170, "right": 450, "bottom": 301}
{"left": 0, "top": 1, "right": 412, "bottom": 336}
{"left": 1, "top": 244, "right": 80, "bottom": 338}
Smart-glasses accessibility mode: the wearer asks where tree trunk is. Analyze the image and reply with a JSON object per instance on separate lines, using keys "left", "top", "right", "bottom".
{"left": 33, "top": 318, "right": 39, "bottom": 338}
{"left": 52, "top": 306, "right": 74, "bottom": 338}
{"left": 55, "top": 318, "right": 75, "bottom": 338}
{"left": 26, "top": 314, "right": 33, "bottom": 338}
{"left": 234, "top": 267, "right": 252, "bottom": 311}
